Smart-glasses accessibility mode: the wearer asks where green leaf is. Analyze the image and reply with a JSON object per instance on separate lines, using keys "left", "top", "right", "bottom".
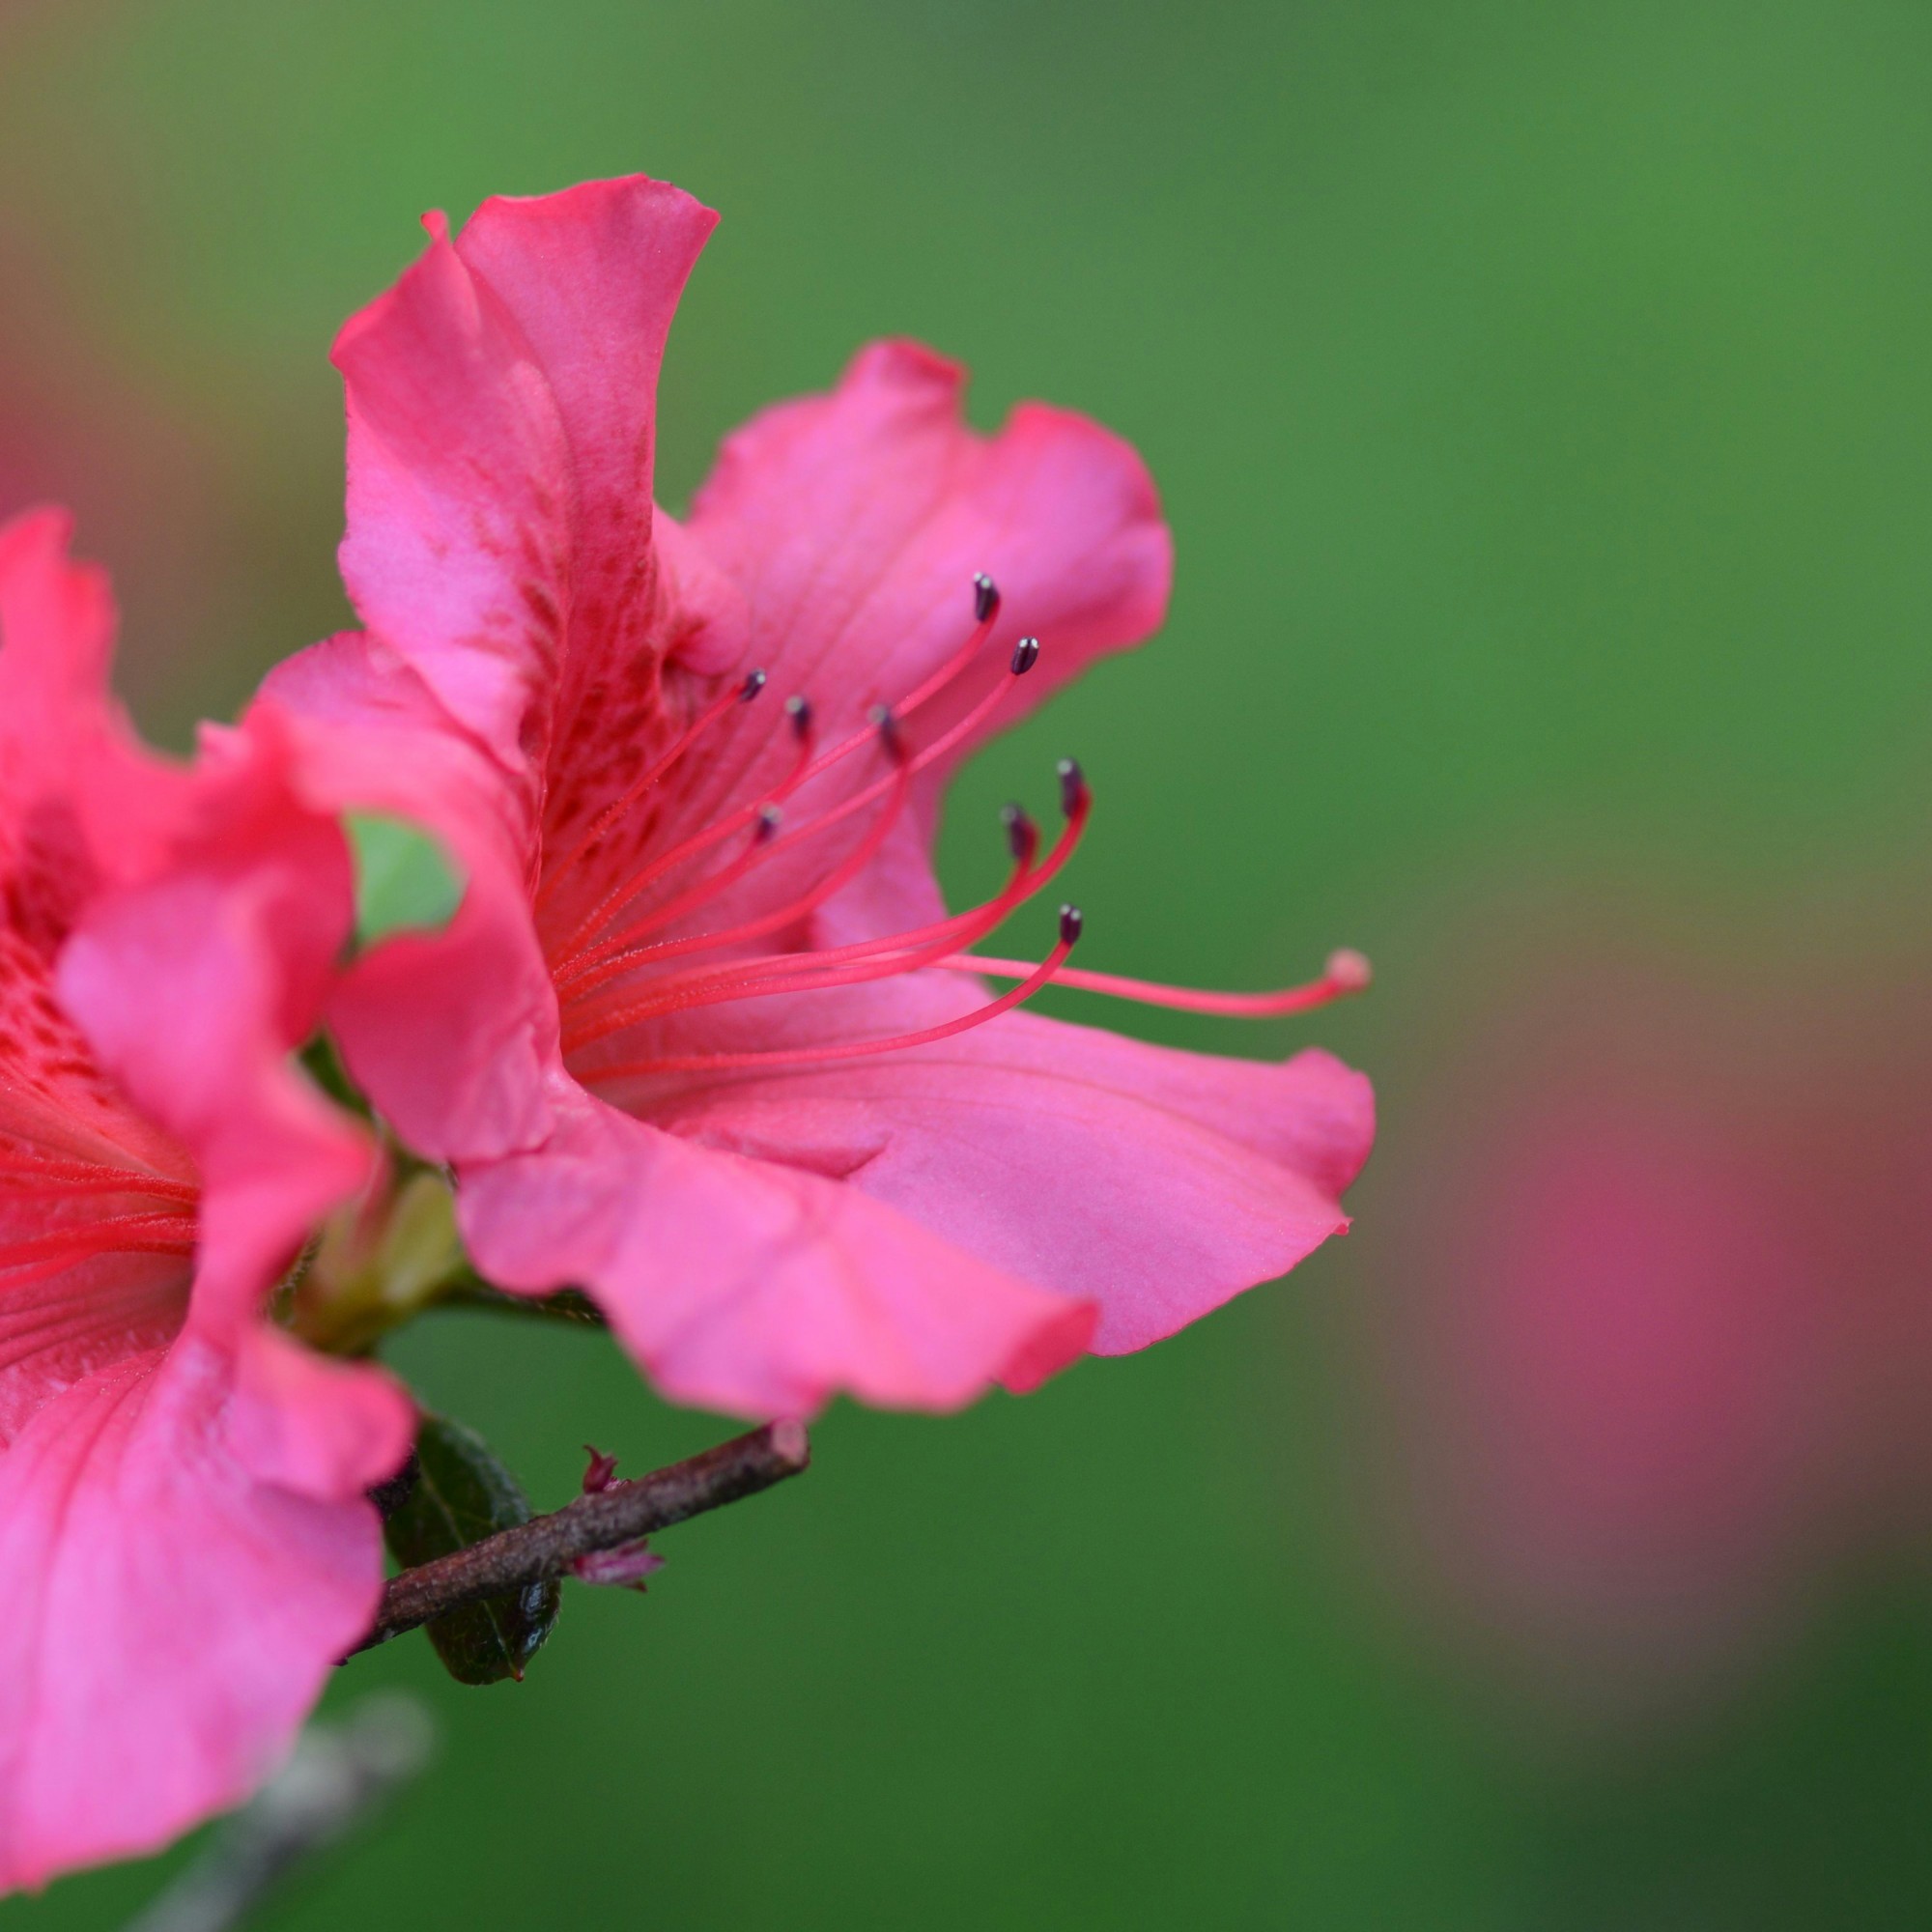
{"left": 383, "top": 1413, "right": 560, "bottom": 1686}
{"left": 344, "top": 810, "right": 464, "bottom": 950}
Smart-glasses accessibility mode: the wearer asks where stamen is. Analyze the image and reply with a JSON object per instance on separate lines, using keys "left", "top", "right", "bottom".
{"left": 639, "top": 778, "right": 1069, "bottom": 1010}
{"left": 867, "top": 702, "right": 903, "bottom": 763}
{"left": 0, "top": 1152, "right": 195, "bottom": 1201}
{"left": 553, "top": 697, "right": 822, "bottom": 963}
{"left": 559, "top": 621, "right": 1039, "bottom": 980}
{"left": 1058, "top": 756, "right": 1087, "bottom": 817}
{"left": 893, "top": 574, "right": 1006, "bottom": 716}
{"left": 1010, "top": 636, "right": 1039, "bottom": 676}
{"left": 591, "top": 904, "right": 1083, "bottom": 1079}
{"left": 554, "top": 748, "right": 919, "bottom": 1005}
{"left": 735, "top": 639, "right": 1044, "bottom": 868}
{"left": 562, "top": 780, "right": 1083, "bottom": 1051}
{"left": 537, "top": 669, "right": 768, "bottom": 906}
{"left": 0, "top": 1210, "right": 198, "bottom": 1274}
{"left": 554, "top": 578, "right": 1011, "bottom": 962}
{"left": 935, "top": 945, "right": 1374, "bottom": 1017}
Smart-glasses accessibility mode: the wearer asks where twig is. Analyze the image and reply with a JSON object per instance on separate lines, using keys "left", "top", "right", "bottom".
{"left": 348, "top": 1420, "right": 810, "bottom": 1657}
{"left": 433, "top": 1281, "right": 609, "bottom": 1327}
{"left": 123, "top": 1695, "right": 434, "bottom": 1932}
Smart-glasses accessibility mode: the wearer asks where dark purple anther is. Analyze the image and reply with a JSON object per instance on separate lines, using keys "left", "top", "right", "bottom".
{"left": 739, "top": 668, "right": 768, "bottom": 702}
{"left": 1009, "top": 636, "right": 1040, "bottom": 676}
{"left": 755, "top": 805, "right": 784, "bottom": 843}
{"left": 1058, "top": 903, "right": 1084, "bottom": 946}
{"left": 869, "top": 702, "right": 905, "bottom": 761}
{"left": 1000, "top": 802, "right": 1037, "bottom": 862}
{"left": 973, "top": 573, "right": 1000, "bottom": 623}
{"left": 1056, "top": 756, "right": 1087, "bottom": 817}
{"left": 785, "top": 694, "right": 812, "bottom": 739}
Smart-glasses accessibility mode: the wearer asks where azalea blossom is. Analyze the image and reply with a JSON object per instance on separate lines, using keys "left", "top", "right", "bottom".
{"left": 270, "top": 175, "right": 1376, "bottom": 1418}
{"left": 0, "top": 509, "right": 412, "bottom": 1890}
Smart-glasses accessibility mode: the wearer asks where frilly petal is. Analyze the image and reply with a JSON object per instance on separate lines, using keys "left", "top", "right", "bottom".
{"left": 0, "top": 1336, "right": 393, "bottom": 1892}
{"left": 458, "top": 1077, "right": 1095, "bottom": 1419}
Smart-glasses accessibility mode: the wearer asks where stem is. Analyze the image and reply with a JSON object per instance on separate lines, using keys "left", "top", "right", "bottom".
{"left": 122, "top": 1695, "right": 433, "bottom": 1932}
{"left": 348, "top": 1422, "right": 810, "bottom": 1656}
{"left": 433, "top": 1280, "right": 609, "bottom": 1328}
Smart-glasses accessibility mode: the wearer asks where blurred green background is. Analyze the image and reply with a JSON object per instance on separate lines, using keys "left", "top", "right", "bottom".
{"left": 6, "top": 1, "right": 1932, "bottom": 1924}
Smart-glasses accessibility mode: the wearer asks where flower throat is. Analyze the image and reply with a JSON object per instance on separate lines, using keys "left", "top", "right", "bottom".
{"left": 537, "top": 575, "right": 1369, "bottom": 1080}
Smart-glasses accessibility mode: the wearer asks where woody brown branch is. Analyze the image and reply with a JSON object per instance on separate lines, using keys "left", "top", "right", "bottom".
{"left": 348, "top": 1420, "right": 810, "bottom": 1657}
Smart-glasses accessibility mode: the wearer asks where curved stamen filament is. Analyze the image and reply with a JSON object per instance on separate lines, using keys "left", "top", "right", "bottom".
{"left": 740, "top": 645, "right": 1028, "bottom": 867}
{"left": 555, "top": 750, "right": 918, "bottom": 1006}
{"left": 753, "top": 594, "right": 1005, "bottom": 803}
{"left": 590, "top": 907, "right": 1082, "bottom": 1080}
{"left": 0, "top": 1153, "right": 196, "bottom": 1201}
{"left": 553, "top": 704, "right": 819, "bottom": 964}
{"left": 0, "top": 1211, "right": 198, "bottom": 1275}
{"left": 933, "top": 947, "right": 1373, "bottom": 1017}
{"left": 552, "top": 592, "right": 1014, "bottom": 967}
{"left": 537, "top": 670, "right": 767, "bottom": 910}
{"left": 563, "top": 786, "right": 1086, "bottom": 1053}
{"left": 558, "top": 812, "right": 789, "bottom": 985}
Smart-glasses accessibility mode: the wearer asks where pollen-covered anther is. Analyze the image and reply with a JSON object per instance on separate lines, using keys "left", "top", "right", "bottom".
{"left": 1058, "top": 903, "right": 1084, "bottom": 946}
{"left": 738, "top": 668, "right": 768, "bottom": 702}
{"left": 1324, "top": 948, "right": 1373, "bottom": 992}
{"left": 1001, "top": 802, "right": 1038, "bottom": 863}
{"left": 784, "top": 695, "right": 813, "bottom": 740}
{"left": 973, "top": 573, "right": 1000, "bottom": 623}
{"left": 1056, "top": 756, "right": 1088, "bottom": 817}
{"left": 754, "top": 805, "right": 784, "bottom": 844}
{"left": 1009, "top": 636, "right": 1040, "bottom": 676}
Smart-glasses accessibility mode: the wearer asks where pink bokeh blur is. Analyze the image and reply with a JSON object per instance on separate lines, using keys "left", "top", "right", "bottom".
{"left": 1363, "top": 883, "right": 1932, "bottom": 1724}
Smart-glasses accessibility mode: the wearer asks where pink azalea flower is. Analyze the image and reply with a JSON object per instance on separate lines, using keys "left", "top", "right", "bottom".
{"left": 0, "top": 509, "right": 413, "bottom": 1891}
{"left": 267, "top": 175, "right": 1376, "bottom": 1419}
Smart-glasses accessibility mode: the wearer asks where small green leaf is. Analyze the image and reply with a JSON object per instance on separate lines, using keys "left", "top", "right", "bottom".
{"left": 344, "top": 811, "right": 464, "bottom": 950}
{"left": 383, "top": 1413, "right": 560, "bottom": 1686}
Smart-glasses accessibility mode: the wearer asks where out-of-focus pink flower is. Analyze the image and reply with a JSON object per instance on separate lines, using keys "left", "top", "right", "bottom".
{"left": 1370, "top": 901, "right": 1932, "bottom": 1719}
{"left": 266, "top": 175, "right": 1374, "bottom": 1420}
{"left": 0, "top": 509, "right": 413, "bottom": 1892}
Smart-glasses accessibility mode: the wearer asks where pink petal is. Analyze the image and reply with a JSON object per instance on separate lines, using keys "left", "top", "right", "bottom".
{"left": 55, "top": 758, "right": 372, "bottom": 1340}
{"left": 611, "top": 980, "right": 1373, "bottom": 1355}
{"left": 227, "top": 1322, "right": 414, "bottom": 1499}
{"left": 261, "top": 632, "right": 560, "bottom": 1160}
{"left": 2, "top": 506, "right": 207, "bottom": 1458}
{"left": 0, "top": 506, "right": 117, "bottom": 741}
{"left": 333, "top": 176, "right": 717, "bottom": 778}
{"left": 652, "top": 339, "right": 1174, "bottom": 939}
{"left": 0, "top": 1334, "right": 396, "bottom": 1893}
{"left": 458, "top": 1078, "right": 1095, "bottom": 1419}
{"left": 0, "top": 507, "right": 189, "bottom": 881}
{"left": 0, "top": 511, "right": 413, "bottom": 1891}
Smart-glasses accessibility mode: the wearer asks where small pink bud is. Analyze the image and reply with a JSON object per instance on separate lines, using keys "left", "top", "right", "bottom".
{"left": 581, "top": 1445, "right": 619, "bottom": 1493}
{"left": 572, "top": 1540, "right": 664, "bottom": 1590}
